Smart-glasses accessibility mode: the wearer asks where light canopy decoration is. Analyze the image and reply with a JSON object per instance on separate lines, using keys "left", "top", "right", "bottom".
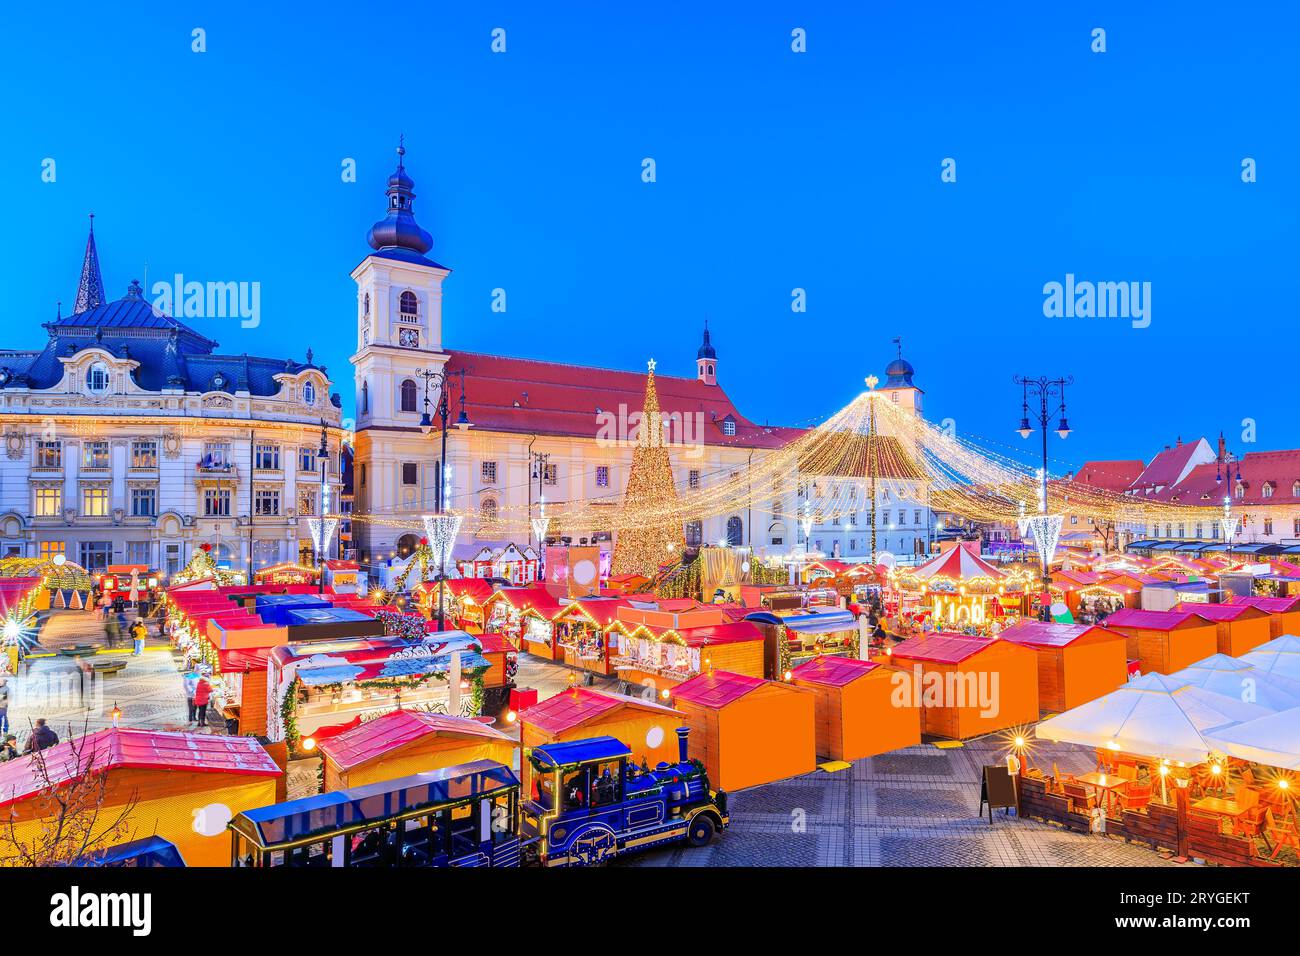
{"left": 422, "top": 513, "right": 464, "bottom": 569}
{"left": 1025, "top": 513, "right": 1064, "bottom": 569}
{"left": 308, "top": 517, "right": 338, "bottom": 559}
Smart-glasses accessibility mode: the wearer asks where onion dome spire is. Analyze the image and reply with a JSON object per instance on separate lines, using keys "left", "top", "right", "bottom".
{"left": 366, "top": 136, "right": 435, "bottom": 255}
{"left": 697, "top": 318, "right": 716, "bottom": 359}
{"left": 74, "top": 213, "right": 106, "bottom": 314}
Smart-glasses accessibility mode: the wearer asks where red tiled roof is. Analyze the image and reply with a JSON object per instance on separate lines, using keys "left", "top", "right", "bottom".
{"left": 442, "top": 350, "right": 798, "bottom": 450}
{"left": 888, "top": 633, "right": 997, "bottom": 664}
{"left": 1132, "top": 440, "right": 1207, "bottom": 490}
{"left": 790, "top": 655, "right": 880, "bottom": 686}
{"left": 315, "top": 710, "right": 511, "bottom": 771}
{"left": 518, "top": 688, "right": 682, "bottom": 735}
{"left": 555, "top": 597, "right": 631, "bottom": 627}
{"left": 998, "top": 621, "right": 1124, "bottom": 649}
{"left": 1073, "top": 460, "right": 1146, "bottom": 492}
{"left": 1219, "top": 449, "right": 1300, "bottom": 505}
{"left": 0, "top": 729, "right": 280, "bottom": 808}
{"left": 670, "top": 670, "right": 767, "bottom": 708}
{"left": 1104, "top": 608, "right": 1209, "bottom": 631}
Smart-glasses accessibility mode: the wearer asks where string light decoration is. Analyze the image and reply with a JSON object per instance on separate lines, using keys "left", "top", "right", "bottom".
{"left": 345, "top": 376, "right": 1224, "bottom": 541}
{"left": 611, "top": 360, "right": 685, "bottom": 577}
{"left": 422, "top": 513, "right": 464, "bottom": 570}
{"left": 307, "top": 516, "right": 338, "bottom": 562}
{"left": 1025, "top": 513, "right": 1064, "bottom": 573}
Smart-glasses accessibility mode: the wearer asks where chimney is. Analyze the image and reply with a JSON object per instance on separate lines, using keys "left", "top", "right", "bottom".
{"left": 676, "top": 726, "right": 691, "bottom": 763}
{"left": 1217, "top": 432, "right": 1227, "bottom": 462}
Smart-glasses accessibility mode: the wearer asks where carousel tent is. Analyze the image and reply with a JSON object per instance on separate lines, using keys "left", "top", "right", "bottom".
{"left": 1170, "top": 653, "right": 1300, "bottom": 711}
{"left": 1034, "top": 672, "right": 1272, "bottom": 764}
{"left": 1204, "top": 706, "right": 1300, "bottom": 771}
{"left": 907, "top": 544, "right": 1004, "bottom": 582}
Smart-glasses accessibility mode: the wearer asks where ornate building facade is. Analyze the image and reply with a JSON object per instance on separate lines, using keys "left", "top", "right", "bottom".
{"left": 0, "top": 224, "right": 347, "bottom": 574}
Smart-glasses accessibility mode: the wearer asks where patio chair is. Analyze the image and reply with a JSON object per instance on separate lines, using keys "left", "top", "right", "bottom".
{"left": 1063, "top": 781, "right": 1097, "bottom": 814}
{"left": 1121, "top": 783, "right": 1152, "bottom": 812}
{"left": 1116, "top": 764, "right": 1138, "bottom": 782}
{"left": 1265, "top": 809, "right": 1300, "bottom": 861}
{"left": 1237, "top": 804, "right": 1267, "bottom": 840}
{"left": 1234, "top": 786, "right": 1260, "bottom": 811}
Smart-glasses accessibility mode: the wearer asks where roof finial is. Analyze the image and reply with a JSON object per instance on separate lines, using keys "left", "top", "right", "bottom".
{"left": 88, "top": 212, "right": 94, "bottom": 234}
{"left": 74, "top": 215, "right": 106, "bottom": 314}
{"left": 893, "top": 335, "right": 902, "bottom": 360}
{"left": 397, "top": 134, "right": 405, "bottom": 168}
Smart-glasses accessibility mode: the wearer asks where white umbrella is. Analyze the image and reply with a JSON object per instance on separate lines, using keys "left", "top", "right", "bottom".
{"left": 1205, "top": 706, "right": 1300, "bottom": 771}
{"left": 1035, "top": 672, "right": 1273, "bottom": 765}
{"left": 1240, "top": 634, "right": 1300, "bottom": 683}
{"left": 1171, "top": 653, "right": 1300, "bottom": 712}
{"left": 128, "top": 568, "right": 140, "bottom": 603}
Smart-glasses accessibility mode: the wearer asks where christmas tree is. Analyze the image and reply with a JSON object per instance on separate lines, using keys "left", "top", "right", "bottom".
{"left": 612, "top": 360, "right": 684, "bottom": 577}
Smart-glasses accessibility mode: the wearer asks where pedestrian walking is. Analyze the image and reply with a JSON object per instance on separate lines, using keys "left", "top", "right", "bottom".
{"left": 130, "top": 617, "right": 147, "bottom": 656}
{"left": 104, "top": 613, "right": 120, "bottom": 649}
{"left": 22, "top": 718, "right": 58, "bottom": 753}
{"left": 0, "top": 678, "right": 9, "bottom": 734}
{"left": 182, "top": 665, "right": 199, "bottom": 723}
{"left": 192, "top": 674, "right": 212, "bottom": 729}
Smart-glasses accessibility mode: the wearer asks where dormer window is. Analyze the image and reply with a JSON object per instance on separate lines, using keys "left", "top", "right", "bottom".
{"left": 1293, "top": 480, "right": 1300, "bottom": 498}
{"left": 303, "top": 380, "right": 316, "bottom": 405}
{"left": 1235, "top": 482, "right": 1245, "bottom": 500}
{"left": 399, "top": 291, "right": 418, "bottom": 319}
{"left": 86, "top": 362, "right": 110, "bottom": 393}
{"left": 1262, "top": 482, "right": 1274, "bottom": 499}
{"left": 721, "top": 416, "right": 736, "bottom": 437}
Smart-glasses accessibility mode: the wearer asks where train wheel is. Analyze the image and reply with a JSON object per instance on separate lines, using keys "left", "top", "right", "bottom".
{"left": 686, "top": 814, "right": 716, "bottom": 847}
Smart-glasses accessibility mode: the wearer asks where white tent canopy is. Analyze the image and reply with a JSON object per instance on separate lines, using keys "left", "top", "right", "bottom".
{"left": 1205, "top": 706, "right": 1300, "bottom": 771}
{"left": 1171, "top": 653, "right": 1300, "bottom": 712}
{"left": 1240, "top": 634, "right": 1300, "bottom": 683}
{"left": 1035, "top": 672, "right": 1273, "bottom": 765}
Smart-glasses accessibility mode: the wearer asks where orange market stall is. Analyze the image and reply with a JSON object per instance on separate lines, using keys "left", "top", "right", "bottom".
{"left": 997, "top": 620, "right": 1129, "bottom": 712}
{"left": 790, "top": 656, "right": 920, "bottom": 761}
{"left": 1229, "top": 595, "right": 1300, "bottom": 640}
{"left": 551, "top": 596, "right": 630, "bottom": 677}
{"left": 884, "top": 632, "right": 1039, "bottom": 739}
{"left": 0, "top": 729, "right": 280, "bottom": 867}
{"left": 316, "top": 710, "right": 515, "bottom": 791}
{"left": 667, "top": 670, "right": 816, "bottom": 791}
{"left": 517, "top": 688, "right": 684, "bottom": 793}
{"left": 1173, "top": 602, "right": 1273, "bottom": 657}
{"left": 1104, "top": 608, "right": 1220, "bottom": 675}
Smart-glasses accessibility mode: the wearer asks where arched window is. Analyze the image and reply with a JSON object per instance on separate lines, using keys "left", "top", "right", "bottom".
{"left": 726, "top": 515, "right": 743, "bottom": 546}
{"left": 480, "top": 497, "right": 498, "bottom": 523}
{"left": 685, "top": 521, "right": 702, "bottom": 547}
{"left": 400, "top": 378, "right": 418, "bottom": 413}
{"left": 363, "top": 292, "right": 370, "bottom": 316}
{"left": 86, "top": 363, "right": 110, "bottom": 392}
{"left": 1262, "top": 482, "right": 1274, "bottom": 499}
{"left": 399, "top": 291, "right": 418, "bottom": 318}
{"left": 395, "top": 533, "right": 419, "bottom": 558}
{"left": 1293, "top": 480, "right": 1300, "bottom": 498}
{"left": 1235, "top": 483, "right": 1245, "bottom": 500}
{"left": 303, "top": 380, "right": 316, "bottom": 405}
{"left": 361, "top": 381, "right": 370, "bottom": 414}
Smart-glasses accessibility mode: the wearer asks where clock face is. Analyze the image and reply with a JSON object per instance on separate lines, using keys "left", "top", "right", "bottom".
{"left": 399, "top": 328, "right": 420, "bottom": 348}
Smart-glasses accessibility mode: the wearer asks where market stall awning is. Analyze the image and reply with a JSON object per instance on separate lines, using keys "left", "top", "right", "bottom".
{"left": 782, "top": 609, "right": 858, "bottom": 635}
{"left": 1034, "top": 672, "right": 1272, "bottom": 765}
{"left": 1204, "top": 706, "right": 1300, "bottom": 770}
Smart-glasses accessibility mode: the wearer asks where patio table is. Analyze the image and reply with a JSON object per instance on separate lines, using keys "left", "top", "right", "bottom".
{"left": 1076, "top": 771, "right": 1131, "bottom": 814}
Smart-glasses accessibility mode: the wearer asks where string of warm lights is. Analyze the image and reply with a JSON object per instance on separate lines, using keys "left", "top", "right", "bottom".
{"left": 340, "top": 376, "right": 1223, "bottom": 539}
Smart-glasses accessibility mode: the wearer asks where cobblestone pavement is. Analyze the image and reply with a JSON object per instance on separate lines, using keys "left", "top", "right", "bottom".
{"left": 616, "top": 736, "right": 1188, "bottom": 867}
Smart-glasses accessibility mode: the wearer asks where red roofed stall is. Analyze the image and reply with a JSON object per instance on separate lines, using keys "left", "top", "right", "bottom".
{"left": 667, "top": 671, "right": 816, "bottom": 791}
{"left": 1174, "top": 601, "right": 1274, "bottom": 657}
{"left": 0, "top": 729, "right": 281, "bottom": 867}
{"left": 1104, "top": 608, "right": 1219, "bottom": 675}
{"left": 790, "top": 656, "right": 920, "bottom": 761}
{"left": 997, "top": 620, "right": 1129, "bottom": 712}
{"left": 1228, "top": 594, "right": 1300, "bottom": 641}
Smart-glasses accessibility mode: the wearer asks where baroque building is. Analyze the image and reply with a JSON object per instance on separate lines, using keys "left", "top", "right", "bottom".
{"left": 0, "top": 223, "right": 347, "bottom": 574}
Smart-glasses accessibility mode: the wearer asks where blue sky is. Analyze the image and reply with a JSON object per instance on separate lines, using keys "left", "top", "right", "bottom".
{"left": 3, "top": 1, "right": 1296, "bottom": 473}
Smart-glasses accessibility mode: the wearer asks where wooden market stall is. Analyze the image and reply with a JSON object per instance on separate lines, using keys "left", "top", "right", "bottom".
{"left": 884, "top": 632, "right": 1039, "bottom": 739}
{"left": 482, "top": 584, "right": 565, "bottom": 657}
{"left": 316, "top": 710, "right": 516, "bottom": 791}
{"left": 790, "top": 655, "right": 921, "bottom": 761}
{"left": 667, "top": 670, "right": 816, "bottom": 791}
{"left": 1229, "top": 595, "right": 1300, "bottom": 641}
{"left": 1104, "top": 608, "right": 1220, "bottom": 675}
{"left": 997, "top": 620, "right": 1129, "bottom": 712}
{"left": 1174, "top": 602, "right": 1274, "bottom": 657}
{"left": 610, "top": 619, "right": 767, "bottom": 692}
{"left": 517, "top": 688, "right": 685, "bottom": 792}
{"left": 0, "top": 729, "right": 281, "bottom": 867}
{"left": 551, "top": 596, "right": 630, "bottom": 677}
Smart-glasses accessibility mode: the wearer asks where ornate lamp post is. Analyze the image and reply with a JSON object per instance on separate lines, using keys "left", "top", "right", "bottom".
{"left": 1013, "top": 375, "right": 1073, "bottom": 620}
{"left": 416, "top": 367, "right": 470, "bottom": 630}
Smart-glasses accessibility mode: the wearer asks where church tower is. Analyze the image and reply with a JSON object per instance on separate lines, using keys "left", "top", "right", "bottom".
{"left": 350, "top": 141, "right": 450, "bottom": 432}
{"left": 877, "top": 338, "right": 923, "bottom": 417}
{"left": 696, "top": 320, "right": 717, "bottom": 385}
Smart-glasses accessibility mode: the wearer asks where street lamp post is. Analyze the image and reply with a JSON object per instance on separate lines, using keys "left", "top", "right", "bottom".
{"left": 1013, "top": 375, "right": 1073, "bottom": 620}
{"left": 531, "top": 451, "right": 551, "bottom": 572}
{"left": 316, "top": 423, "right": 330, "bottom": 594}
{"left": 417, "top": 367, "right": 470, "bottom": 630}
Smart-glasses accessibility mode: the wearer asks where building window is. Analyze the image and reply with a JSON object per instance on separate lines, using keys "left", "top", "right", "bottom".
{"left": 299, "top": 447, "right": 316, "bottom": 472}
{"left": 82, "top": 441, "right": 109, "bottom": 469}
{"left": 480, "top": 497, "right": 498, "bottom": 522}
{"left": 914, "top": 510, "right": 922, "bottom": 525}
{"left": 595, "top": 465, "right": 609, "bottom": 488}
{"left": 34, "top": 487, "right": 61, "bottom": 517}
{"left": 130, "top": 487, "right": 157, "bottom": 517}
{"left": 543, "top": 463, "right": 557, "bottom": 486}
{"left": 86, "top": 363, "right": 110, "bottom": 393}
{"left": 125, "top": 541, "right": 151, "bottom": 565}
{"left": 721, "top": 419, "right": 736, "bottom": 436}
{"left": 688, "top": 469, "right": 700, "bottom": 490}
{"left": 201, "top": 442, "right": 232, "bottom": 469}
{"left": 255, "top": 489, "right": 281, "bottom": 516}
{"left": 1264, "top": 518, "right": 1274, "bottom": 535}
{"left": 203, "top": 487, "right": 232, "bottom": 517}
{"left": 1294, "top": 517, "right": 1300, "bottom": 536}
{"left": 130, "top": 440, "right": 158, "bottom": 468}
{"left": 360, "top": 463, "right": 366, "bottom": 487}
{"left": 362, "top": 381, "right": 370, "bottom": 414}
{"left": 298, "top": 489, "right": 317, "bottom": 516}
{"left": 78, "top": 541, "right": 112, "bottom": 571}
{"left": 481, "top": 461, "right": 498, "bottom": 484}
{"left": 35, "top": 441, "right": 61, "bottom": 468}
{"left": 253, "top": 539, "right": 281, "bottom": 567}
{"left": 685, "top": 521, "right": 703, "bottom": 547}
{"left": 400, "top": 379, "right": 418, "bottom": 412}
{"left": 255, "top": 443, "right": 281, "bottom": 470}
{"left": 1263, "top": 483, "right": 1274, "bottom": 499}
{"left": 81, "top": 487, "right": 109, "bottom": 517}
{"left": 399, "top": 291, "right": 418, "bottom": 318}
{"left": 303, "top": 380, "right": 316, "bottom": 405}
{"left": 401, "top": 462, "right": 418, "bottom": 485}
{"left": 39, "top": 541, "right": 65, "bottom": 560}
{"left": 726, "top": 515, "right": 743, "bottom": 546}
